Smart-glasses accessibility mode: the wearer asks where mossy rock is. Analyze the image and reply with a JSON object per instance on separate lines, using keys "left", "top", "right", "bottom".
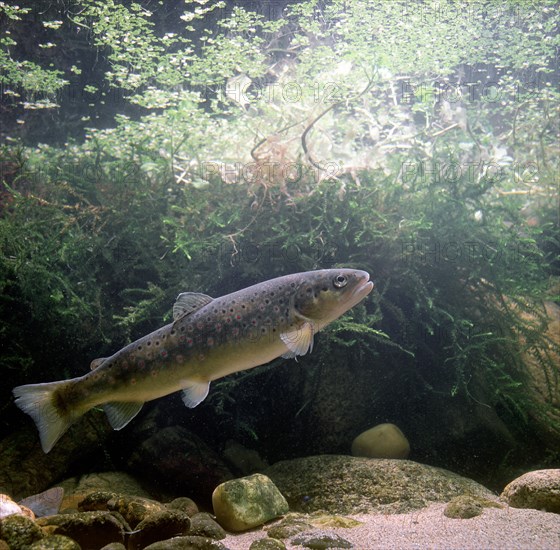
{"left": 266, "top": 455, "right": 493, "bottom": 514}
{"left": 444, "top": 495, "right": 503, "bottom": 519}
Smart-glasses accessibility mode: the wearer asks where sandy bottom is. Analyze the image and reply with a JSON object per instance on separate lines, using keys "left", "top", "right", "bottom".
{"left": 222, "top": 503, "right": 560, "bottom": 549}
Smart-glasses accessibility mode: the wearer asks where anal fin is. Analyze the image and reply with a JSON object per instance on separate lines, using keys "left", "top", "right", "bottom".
{"left": 103, "top": 401, "right": 144, "bottom": 430}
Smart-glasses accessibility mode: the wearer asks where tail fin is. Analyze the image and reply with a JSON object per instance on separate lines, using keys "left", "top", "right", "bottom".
{"left": 13, "top": 381, "right": 78, "bottom": 453}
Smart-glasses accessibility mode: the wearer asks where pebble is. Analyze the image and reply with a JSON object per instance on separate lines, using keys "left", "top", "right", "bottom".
{"left": 128, "top": 509, "right": 191, "bottom": 549}
{"left": 167, "top": 497, "right": 199, "bottom": 517}
{"left": 37, "top": 511, "right": 125, "bottom": 548}
{"left": 291, "top": 531, "right": 353, "bottom": 549}
{"left": 189, "top": 512, "right": 227, "bottom": 539}
{"left": 0, "top": 514, "right": 44, "bottom": 549}
{"left": 212, "top": 473, "right": 289, "bottom": 532}
{"left": 250, "top": 538, "right": 287, "bottom": 549}
{"left": 29, "top": 534, "right": 81, "bottom": 549}
{"left": 501, "top": 469, "right": 560, "bottom": 513}
{"left": 143, "top": 535, "right": 230, "bottom": 549}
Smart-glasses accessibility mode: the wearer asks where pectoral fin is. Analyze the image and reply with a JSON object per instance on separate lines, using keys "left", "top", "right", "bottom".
{"left": 103, "top": 401, "right": 144, "bottom": 430}
{"left": 281, "top": 321, "right": 315, "bottom": 359}
{"left": 181, "top": 380, "right": 210, "bottom": 408}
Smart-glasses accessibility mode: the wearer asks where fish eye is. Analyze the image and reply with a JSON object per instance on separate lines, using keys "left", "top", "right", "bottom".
{"left": 333, "top": 274, "right": 348, "bottom": 288}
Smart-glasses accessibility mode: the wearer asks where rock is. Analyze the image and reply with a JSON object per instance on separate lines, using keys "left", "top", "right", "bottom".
{"left": 128, "top": 510, "right": 191, "bottom": 549}
{"left": 167, "top": 497, "right": 199, "bottom": 517}
{"left": 291, "top": 531, "right": 353, "bottom": 549}
{"left": 0, "top": 513, "right": 44, "bottom": 549}
{"left": 351, "top": 423, "right": 410, "bottom": 459}
{"left": 20, "top": 487, "right": 64, "bottom": 518}
{"left": 37, "top": 511, "right": 125, "bottom": 547}
{"left": 108, "top": 495, "right": 165, "bottom": 528}
{"left": 265, "top": 455, "right": 494, "bottom": 514}
{"left": 305, "top": 514, "right": 362, "bottom": 529}
{"left": 0, "top": 494, "right": 26, "bottom": 518}
{"left": 250, "top": 538, "right": 287, "bottom": 550}
{"left": 266, "top": 517, "right": 313, "bottom": 539}
{"left": 212, "top": 473, "right": 289, "bottom": 532}
{"left": 128, "top": 426, "right": 233, "bottom": 504}
{"left": 443, "top": 495, "right": 503, "bottom": 519}
{"left": 188, "top": 513, "right": 226, "bottom": 540}
{"left": 143, "top": 535, "right": 230, "bottom": 549}
{"left": 266, "top": 513, "right": 361, "bottom": 540}
{"left": 501, "top": 469, "right": 560, "bottom": 513}
{"left": 223, "top": 440, "right": 269, "bottom": 475}
{"left": 29, "top": 534, "right": 81, "bottom": 549}
{"left": 59, "top": 471, "right": 152, "bottom": 511}
{"left": 100, "top": 544, "right": 126, "bottom": 550}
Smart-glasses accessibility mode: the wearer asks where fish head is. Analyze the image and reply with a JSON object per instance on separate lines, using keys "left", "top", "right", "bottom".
{"left": 293, "top": 269, "right": 373, "bottom": 327}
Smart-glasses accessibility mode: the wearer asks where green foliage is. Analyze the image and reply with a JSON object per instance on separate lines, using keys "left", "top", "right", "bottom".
{"left": 0, "top": 3, "right": 67, "bottom": 110}
{"left": 0, "top": 0, "right": 558, "bottom": 451}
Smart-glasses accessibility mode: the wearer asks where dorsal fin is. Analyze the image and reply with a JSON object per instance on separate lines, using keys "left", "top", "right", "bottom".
{"left": 90, "top": 357, "right": 108, "bottom": 370}
{"left": 173, "top": 292, "right": 214, "bottom": 321}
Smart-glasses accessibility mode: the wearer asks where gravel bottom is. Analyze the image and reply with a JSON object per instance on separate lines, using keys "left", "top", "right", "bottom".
{"left": 222, "top": 503, "right": 560, "bottom": 549}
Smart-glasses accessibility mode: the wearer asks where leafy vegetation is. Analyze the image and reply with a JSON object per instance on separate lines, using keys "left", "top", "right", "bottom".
{"left": 0, "top": 0, "right": 558, "bottom": 468}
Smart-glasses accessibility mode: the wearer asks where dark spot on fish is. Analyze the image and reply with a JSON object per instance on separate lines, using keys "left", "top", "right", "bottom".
{"left": 155, "top": 341, "right": 160, "bottom": 346}
{"left": 147, "top": 341, "right": 152, "bottom": 346}
{"left": 222, "top": 309, "right": 226, "bottom": 314}
{"left": 265, "top": 299, "right": 270, "bottom": 304}
{"left": 180, "top": 326, "right": 185, "bottom": 332}
{"left": 138, "top": 345, "right": 143, "bottom": 351}
{"left": 241, "top": 304, "right": 246, "bottom": 309}
{"left": 291, "top": 282, "right": 296, "bottom": 287}
{"left": 170, "top": 330, "right": 176, "bottom": 336}
{"left": 322, "top": 286, "right": 328, "bottom": 292}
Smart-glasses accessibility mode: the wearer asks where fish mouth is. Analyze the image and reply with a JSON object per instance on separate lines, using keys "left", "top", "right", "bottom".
{"left": 350, "top": 270, "right": 374, "bottom": 303}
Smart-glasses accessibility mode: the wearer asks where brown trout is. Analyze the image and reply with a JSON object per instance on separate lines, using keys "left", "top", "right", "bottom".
{"left": 13, "top": 269, "right": 373, "bottom": 452}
